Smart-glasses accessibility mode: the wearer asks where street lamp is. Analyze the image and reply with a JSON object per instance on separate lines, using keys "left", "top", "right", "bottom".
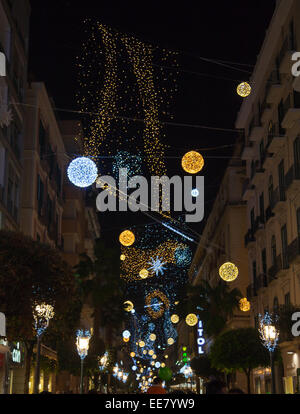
{"left": 33, "top": 303, "right": 54, "bottom": 394}
{"left": 76, "top": 330, "right": 91, "bottom": 394}
{"left": 258, "top": 312, "right": 279, "bottom": 394}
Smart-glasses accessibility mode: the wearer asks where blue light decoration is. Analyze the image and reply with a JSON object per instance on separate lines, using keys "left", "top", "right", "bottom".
{"left": 191, "top": 188, "right": 199, "bottom": 197}
{"left": 112, "top": 151, "right": 143, "bottom": 181}
{"left": 258, "top": 312, "right": 279, "bottom": 352}
{"left": 148, "top": 256, "right": 167, "bottom": 276}
{"left": 162, "top": 222, "right": 195, "bottom": 242}
{"left": 67, "top": 157, "right": 98, "bottom": 188}
{"left": 197, "top": 320, "right": 205, "bottom": 354}
{"left": 174, "top": 246, "right": 192, "bottom": 268}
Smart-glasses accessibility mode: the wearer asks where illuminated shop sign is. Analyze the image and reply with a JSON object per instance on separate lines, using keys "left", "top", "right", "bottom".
{"left": 11, "top": 342, "right": 21, "bottom": 363}
{"left": 197, "top": 320, "right": 205, "bottom": 354}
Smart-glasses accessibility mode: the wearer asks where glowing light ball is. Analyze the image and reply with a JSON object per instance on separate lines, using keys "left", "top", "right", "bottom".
{"left": 149, "top": 350, "right": 154, "bottom": 356}
{"left": 186, "top": 313, "right": 198, "bottom": 327}
{"left": 120, "top": 254, "right": 126, "bottom": 261}
{"left": 122, "top": 330, "right": 131, "bottom": 339}
{"left": 239, "top": 298, "right": 251, "bottom": 312}
{"left": 155, "top": 362, "right": 161, "bottom": 368}
{"left": 174, "top": 246, "right": 192, "bottom": 268}
{"left": 143, "top": 350, "right": 147, "bottom": 355}
{"left": 139, "top": 269, "right": 149, "bottom": 279}
{"left": 171, "top": 314, "right": 179, "bottom": 324}
{"left": 191, "top": 188, "right": 199, "bottom": 197}
{"left": 67, "top": 157, "right": 98, "bottom": 188}
{"left": 132, "top": 366, "right": 137, "bottom": 371}
{"left": 181, "top": 151, "right": 204, "bottom": 174}
{"left": 124, "top": 300, "right": 134, "bottom": 312}
{"left": 161, "top": 363, "right": 165, "bottom": 368}
{"left": 123, "top": 337, "right": 129, "bottom": 342}
{"left": 167, "top": 338, "right": 175, "bottom": 345}
{"left": 139, "top": 341, "right": 145, "bottom": 348}
{"left": 159, "top": 367, "right": 172, "bottom": 382}
{"left": 130, "top": 352, "right": 135, "bottom": 358}
{"left": 237, "top": 82, "right": 251, "bottom": 97}
{"left": 152, "top": 354, "right": 157, "bottom": 360}
{"left": 164, "top": 355, "right": 168, "bottom": 359}
{"left": 149, "top": 334, "right": 156, "bottom": 341}
{"left": 151, "top": 361, "right": 155, "bottom": 366}
{"left": 119, "top": 230, "right": 135, "bottom": 247}
{"left": 219, "top": 262, "right": 239, "bottom": 282}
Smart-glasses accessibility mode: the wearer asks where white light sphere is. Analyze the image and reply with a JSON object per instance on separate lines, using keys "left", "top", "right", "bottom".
{"left": 155, "top": 362, "right": 161, "bottom": 368}
{"left": 67, "top": 157, "right": 98, "bottom": 188}
{"left": 132, "top": 366, "right": 137, "bottom": 371}
{"left": 122, "top": 330, "right": 131, "bottom": 339}
{"left": 191, "top": 188, "right": 199, "bottom": 197}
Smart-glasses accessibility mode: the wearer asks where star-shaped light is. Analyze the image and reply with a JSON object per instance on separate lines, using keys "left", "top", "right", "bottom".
{"left": 147, "top": 256, "right": 167, "bottom": 276}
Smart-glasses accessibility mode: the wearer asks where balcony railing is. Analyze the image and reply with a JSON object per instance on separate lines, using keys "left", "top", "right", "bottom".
{"left": 268, "top": 254, "right": 283, "bottom": 282}
{"left": 287, "top": 236, "right": 300, "bottom": 264}
{"left": 245, "top": 229, "right": 256, "bottom": 247}
{"left": 272, "top": 186, "right": 286, "bottom": 207}
{"left": 265, "top": 205, "right": 275, "bottom": 222}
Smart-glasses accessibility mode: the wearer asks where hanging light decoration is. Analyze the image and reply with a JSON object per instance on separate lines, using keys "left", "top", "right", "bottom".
{"left": 167, "top": 338, "right": 175, "bottom": 345}
{"left": 139, "top": 269, "right": 149, "bottom": 279}
{"left": 185, "top": 313, "right": 198, "bottom": 327}
{"left": 152, "top": 354, "right": 157, "bottom": 360}
{"left": 171, "top": 314, "right": 179, "bottom": 324}
{"left": 119, "top": 230, "right": 135, "bottom": 247}
{"left": 122, "top": 330, "right": 131, "bottom": 339}
{"left": 67, "top": 157, "right": 98, "bottom": 188}
{"left": 149, "top": 350, "right": 154, "bottom": 356}
{"left": 130, "top": 352, "right": 135, "bottom": 358}
{"left": 139, "top": 341, "right": 145, "bottom": 348}
{"left": 149, "top": 333, "right": 156, "bottom": 341}
{"left": 219, "top": 262, "right": 239, "bottom": 282}
{"left": 124, "top": 300, "right": 134, "bottom": 312}
{"left": 181, "top": 151, "right": 204, "bottom": 174}
{"left": 237, "top": 82, "right": 251, "bottom": 97}
{"left": 239, "top": 298, "right": 251, "bottom": 312}
{"left": 120, "top": 254, "right": 126, "bottom": 261}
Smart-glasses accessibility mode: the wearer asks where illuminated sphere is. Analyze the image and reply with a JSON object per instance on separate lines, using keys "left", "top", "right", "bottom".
{"left": 161, "top": 362, "right": 165, "bottom": 368}
{"left": 130, "top": 352, "right": 135, "bottom": 358}
{"left": 219, "top": 262, "right": 239, "bottom": 282}
{"left": 171, "top": 314, "right": 179, "bottom": 324}
{"left": 167, "top": 338, "right": 175, "bottom": 345}
{"left": 151, "top": 361, "right": 155, "bottom": 366}
{"left": 149, "top": 350, "right": 154, "bottom": 356}
{"left": 174, "top": 246, "right": 192, "bottom": 268}
{"left": 165, "top": 355, "right": 168, "bottom": 359}
{"left": 181, "top": 151, "right": 204, "bottom": 174}
{"left": 139, "top": 341, "right": 145, "bottom": 348}
{"left": 191, "top": 188, "right": 199, "bottom": 197}
{"left": 152, "top": 354, "right": 157, "bottom": 360}
{"left": 120, "top": 254, "right": 126, "bottom": 261}
{"left": 119, "top": 230, "right": 135, "bottom": 247}
{"left": 122, "top": 330, "right": 131, "bottom": 339}
{"left": 132, "top": 365, "right": 137, "bottom": 371}
{"left": 123, "top": 337, "right": 129, "bottom": 342}
{"left": 143, "top": 350, "right": 147, "bottom": 355}
{"left": 139, "top": 269, "right": 149, "bottom": 279}
{"left": 185, "top": 313, "right": 198, "bottom": 327}
{"left": 239, "top": 297, "right": 251, "bottom": 312}
{"left": 124, "top": 300, "right": 134, "bottom": 312}
{"left": 67, "top": 157, "right": 98, "bottom": 188}
{"left": 155, "top": 362, "right": 161, "bottom": 368}
{"left": 237, "top": 82, "right": 251, "bottom": 97}
{"left": 149, "top": 333, "right": 156, "bottom": 341}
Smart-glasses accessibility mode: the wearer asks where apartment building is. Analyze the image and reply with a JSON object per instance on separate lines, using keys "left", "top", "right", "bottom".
{"left": 236, "top": 0, "right": 300, "bottom": 394}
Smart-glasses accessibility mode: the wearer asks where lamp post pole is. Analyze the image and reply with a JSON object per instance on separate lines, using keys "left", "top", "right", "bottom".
{"left": 76, "top": 329, "right": 91, "bottom": 395}
{"left": 34, "top": 335, "right": 42, "bottom": 394}
{"left": 80, "top": 358, "right": 84, "bottom": 394}
{"left": 270, "top": 350, "right": 276, "bottom": 394}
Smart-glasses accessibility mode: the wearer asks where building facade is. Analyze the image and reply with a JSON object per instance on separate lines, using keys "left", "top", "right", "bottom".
{"left": 236, "top": 0, "right": 300, "bottom": 394}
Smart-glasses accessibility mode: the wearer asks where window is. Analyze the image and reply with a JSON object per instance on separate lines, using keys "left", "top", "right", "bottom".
{"left": 259, "top": 193, "right": 265, "bottom": 222}
{"left": 37, "top": 175, "right": 44, "bottom": 216}
{"left": 250, "top": 208, "right": 255, "bottom": 231}
{"left": 273, "top": 297, "right": 279, "bottom": 312}
{"left": 271, "top": 235, "right": 276, "bottom": 266}
{"left": 262, "top": 248, "right": 267, "bottom": 275}
{"left": 268, "top": 176, "right": 273, "bottom": 207}
{"left": 281, "top": 224, "right": 288, "bottom": 269}
{"left": 294, "top": 137, "right": 300, "bottom": 179}
{"left": 259, "top": 140, "right": 264, "bottom": 163}
{"left": 252, "top": 260, "right": 257, "bottom": 286}
{"left": 278, "top": 160, "right": 285, "bottom": 201}
{"left": 285, "top": 292, "right": 290, "bottom": 308}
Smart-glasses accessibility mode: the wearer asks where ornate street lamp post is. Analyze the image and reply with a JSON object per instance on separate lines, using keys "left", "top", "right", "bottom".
{"left": 33, "top": 303, "right": 54, "bottom": 394}
{"left": 76, "top": 330, "right": 91, "bottom": 394}
{"left": 258, "top": 312, "right": 279, "bottom": 394}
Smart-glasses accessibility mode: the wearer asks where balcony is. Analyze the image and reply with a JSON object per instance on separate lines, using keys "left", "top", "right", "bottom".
{"left": 279, "top": 37, "right": 296, "bottom": 74}
{"left": 262, "top": 151, "right": 274, "bottom": 170}
{"left": 253, "top": 215, "right": 265, "bottom": 236}
{"left": 251, "top": 162, "right": 265, "bottom": 186}
{"left": 267, "top": 254, "right": 282, "bottom": 283}
{"left": 241, "top": 143, "right": 254, "bottom": 160}
{"left": 249, "top": 126, "right": 264, "bottom": 142}
{"left": 285, "top": 164, "right": 300, "bottom": 196}
{"left": 260, "top": 99, "right": 272, "bottom": 123}
{"left": 244, "top": 229, "right": 256, "bottom": 247}
{"left": 256, "top": 273, "right": 268, "bottom": 291}
{"left": 242, "top": 179, "right": 255, "bottom": 201}
{"left": 281, "top": 93, "right": 300, "bottom": 129}
{"left": 287, "top": 236, "right": 300, "bottom": 265}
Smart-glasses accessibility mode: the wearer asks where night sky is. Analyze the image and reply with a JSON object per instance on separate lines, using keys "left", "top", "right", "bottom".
{"left": 28, "top": 0, "right": 276, "bottom": 245}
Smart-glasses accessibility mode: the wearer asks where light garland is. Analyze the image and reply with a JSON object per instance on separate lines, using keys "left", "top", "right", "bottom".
{"left": 145, "top": 290, "right": 170, "bottom": 319}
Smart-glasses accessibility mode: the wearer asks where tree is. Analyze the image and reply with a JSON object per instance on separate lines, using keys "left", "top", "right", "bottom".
{"left": 75, "top": 239, "right": 126, "bottom": 390}
{"left": 191, "top": 355, "right": 222, "bottom": 380}
{"left": 178, "top": 279, "right": 242, "bottom": 338}
{"left": 0, "top": 230, "right": 81, "bottom": 393}
{"left": 209, "top": 328, "right": 272, "bottom": 393}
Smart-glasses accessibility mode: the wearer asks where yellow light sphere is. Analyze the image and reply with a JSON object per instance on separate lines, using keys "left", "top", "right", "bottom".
{"left": 149, "top": 333, "right": 156, "bottom": 341}
{"left": 149, "top": 350, "right": 154, "bottom": 356}
{"left": 143, "top": 350, "right": 147, "bottom": 355}
{"left": 165, "top": 355, "right": 168, "bottom": 359}
{"left": 151, "top": 361, "right": 155, "bottom": 366}
{"left": 123, "top": 337, "right": 129, "bottom": 342}
{"left": 152, "top": 354, "right": 157, "bottom": 360}
{"left": 219, "top": 262, "right": 239, "bottom": 282}
{"left": 186, "top": 313, "right": 198, "bottom": 327}
{"left": 139, "top": 341, "right": 145, "bottom": 348}
{"left": 171, "top": 314, "right": 179, "bottom": 324}
{"left": 119, "top": 230, "right": 135, "bottom": 247}
{"left": 239, "top": 297, "right": 251, "bottom": 312}
{"left": 167, "top": 338, "right": 175, "bottom": 345}
{"left": 124, "top": 300, "right": 134, "bottom": 312}
{"left": 181, "top": 151, "right": 204, "bottom": 174}
{"left": 237, "top": 82, "right": 251, "bottom": 97}
{"left": 130, "top": 352, "right": 135, "bottom": 358}
{"left": 161, "top": 363, "right": 165, "bottom": 368}
{"left": 139, "top": 269, "right": 149, "bottom": 279}
{"left": 120, "top": 254, "right": 126, "bottom": 261}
